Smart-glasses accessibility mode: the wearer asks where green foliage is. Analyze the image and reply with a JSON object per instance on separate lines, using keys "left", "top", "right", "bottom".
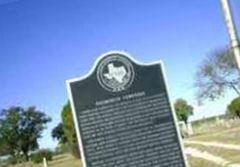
{"left": 52, "top": 102, "right": 80, "bottom": 158}
{"left": 0, "top": 156, "right": 19, "bottom": 167}
{"left": 0, "top": 138, "right": 10, "bottom": 156}
{"left": 31, "top": 149, "right": 53, "bottom": 164}
{"left": 0, "top": 106, "right": 51, "bottom": 161}
{"left": 52, "top": 123, "right": 67, "bottom": 144}
{"left": 31, "top": 153, "right": 42, "bottom": 164}
{"left": 195, "top": 48, "right": 240, "bottom": 102}
{"left": 61, "top": 103, "right": 75, "bottom": 142}
{"left": 174, "top": 98, "right": 193, "bottom": 124}
{"left": 7, "top": 156, "right": 18, "bottom": 165}
{"left": 61, "top": 102, "right": 80, "bottom": 158}
{"left": 54, "top": 143, "right": 69, "bottom": 155}
{"left": 0, "top": 159, "right": 8, "bottom": 167}
{"left": 227, "top": 97, "right": 240, "bottom": 118}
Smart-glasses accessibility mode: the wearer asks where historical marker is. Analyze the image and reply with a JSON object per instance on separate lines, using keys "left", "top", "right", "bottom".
{"left": 67, "top": 51, "right": 188, "bottom": 167}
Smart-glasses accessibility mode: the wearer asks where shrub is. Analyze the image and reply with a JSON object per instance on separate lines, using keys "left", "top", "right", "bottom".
{"left": 7, "top": 156, "right": 18, "bottom": 165}
{"left": 71, "top": 143, "right": 80, "bottom": 158}
{"left": 0, "top": 159, "right": 8, "bottom": 167}
{"left": 31, "top": 149, "right": 53, "bottom": 164}
{"left": 227, "top": 97, "right": 240, "bottom": 119}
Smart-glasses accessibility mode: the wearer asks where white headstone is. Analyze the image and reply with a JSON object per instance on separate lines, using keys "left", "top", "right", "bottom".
{"left": 43, "top": 157, "right": 48, "bottom": 167}
{"left": 187, "top": 123, "right": 194, "bottom": 136}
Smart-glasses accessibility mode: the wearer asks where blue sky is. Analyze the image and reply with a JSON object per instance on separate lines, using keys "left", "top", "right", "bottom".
{"left": 0, "top": 0, "right": 239, "bottom": 149}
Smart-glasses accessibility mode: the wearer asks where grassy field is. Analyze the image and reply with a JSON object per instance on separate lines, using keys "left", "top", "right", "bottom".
{"left": 189, "top": 127, "right": 240, "bottom": 145}
{"left": 187, "top": 156, "right": 220, "bottom": 167}
{"left": 4, "top": 155, "right": 196, "bottom": 167}
{"left": 6, "top": 154, "right": 82, "bottom": 167}
{"left": 4, "top": 154, "right": 225, "bottom": 167}
{"left": 185, "top": 125, "right": 240, "bottom": 166}
{"left": 3, "top": 153, "right": 228, "bottom": 167}
{"left": 185, "top": 143, "right": 240, "bottom": 164}
{"left": 3, "top": 123, "right": 239, "bottom": 167}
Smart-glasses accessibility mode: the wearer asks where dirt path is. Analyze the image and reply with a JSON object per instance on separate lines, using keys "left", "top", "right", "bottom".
{"left": 185, "top": 141, "right": 240, "bottom": 151}
{"left": 185, "top": 147, "right": 240, "bottom": 167}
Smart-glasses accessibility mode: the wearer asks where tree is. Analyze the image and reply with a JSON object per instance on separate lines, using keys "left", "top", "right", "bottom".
{"left": 227, "top": 97, "right": 240, "bottom": 119}
{"left": 61, "top": 102, "right": 80, "bottom": 158}
{"left": 51, "top": 123, "right": 67, "bottom": 144}
{"left": 61, "top": 103, "right": 76, "bottom": 145}
{"left": 0, "top": 106, "right": 51, "bottom": 161}
{"left": 195, "top": 48, "right": 240, "bottom": 102}
{"left": 0, "top": 138, "right": 10, "bottom": 156}
{"left": 174, "top": 99, "right": 193, "bottom": 124}
{"left": 51, "top": 102, "right": 80, "bottom": 158}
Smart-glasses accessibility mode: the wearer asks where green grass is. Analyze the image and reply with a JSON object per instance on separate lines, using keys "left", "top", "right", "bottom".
{"left": 4, "top": 151, "right": 237, "bottom": 167}
{"left": 185, "top": 126, "right": 240, "bottom": 166}
{"left": 5, "top": 154, "right": 216, "bottom": 167}
{"left": 189, "top": 127, "right": 240, "bottom": 145}
{"left": 187, "top": 156, "right": 220, "bottom": 167}
{"left": 49, "top": 154, "right": 82, "bottom": 167}
{"left": 6, "top": 154, "right": 82, "bottom": 167}
{"left": 185, "top": 143, "right": 240, "bottom": 164}
{"left": 4, "top": 126, "right": 240, "bottom": 167}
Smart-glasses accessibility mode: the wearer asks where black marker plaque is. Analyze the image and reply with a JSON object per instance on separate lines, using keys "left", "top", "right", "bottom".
{"left": 67, "top": 51, "right": 187, "bottom": 167}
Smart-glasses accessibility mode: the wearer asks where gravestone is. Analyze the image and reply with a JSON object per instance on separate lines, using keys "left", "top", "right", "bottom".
{"left": 67, "top": 51, "right": 188, "bottom": 167}
{"left": 43, "top": 157, "right": 48, "bottom": 167}
{"left": 187, "top": 123, "right": 194, "bottom": 136}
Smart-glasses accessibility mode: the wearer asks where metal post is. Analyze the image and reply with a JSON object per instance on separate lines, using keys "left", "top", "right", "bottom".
{"left": 220, "top": 0, "right": 240, "bottom": 69}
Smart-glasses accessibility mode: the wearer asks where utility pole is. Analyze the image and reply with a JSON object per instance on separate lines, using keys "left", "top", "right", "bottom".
{"left": 220, "top": 0, "right": 240, "bottom": 69}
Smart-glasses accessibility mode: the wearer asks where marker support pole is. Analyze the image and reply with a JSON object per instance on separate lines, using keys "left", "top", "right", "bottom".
{"left": 221, "top": 0, "right": 240, "bottom": 69}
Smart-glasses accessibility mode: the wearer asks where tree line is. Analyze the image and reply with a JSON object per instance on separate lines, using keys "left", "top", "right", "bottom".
{"left": 51, "top": 102, "right": 80, "bottom": 158}
{"left": 174, "top": 47, "right": 240, "bottom": 124}
{"left": 1, "top": 46, "right": 240, "bottom": 164}
{"left": 0, "top": 107, "right": 51, "bottom": 161}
